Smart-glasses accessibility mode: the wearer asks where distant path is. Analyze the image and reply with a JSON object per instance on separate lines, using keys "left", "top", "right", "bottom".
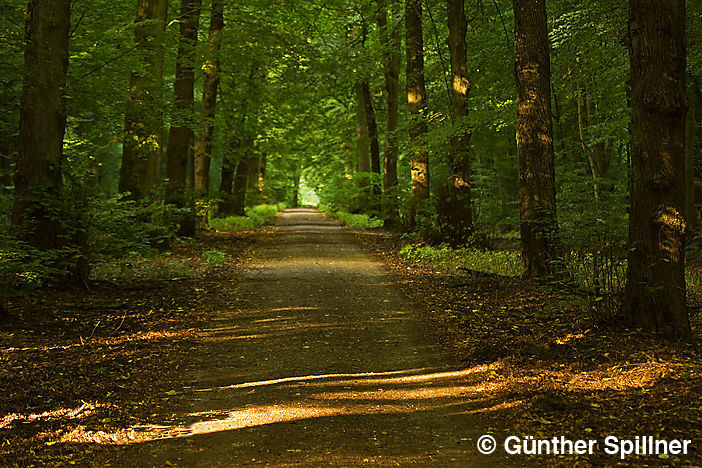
{"left": 112, "top": 208, "right": 511, "bottom": 466}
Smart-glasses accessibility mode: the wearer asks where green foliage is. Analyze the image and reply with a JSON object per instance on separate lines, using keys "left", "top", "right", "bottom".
{"left": 399, "top": 243, "right": 521, "bottom": 277}
{"left": 90, "top": 254, "right": 195, "bottom": 282}
{"left": 87, "top": 192, "right": 191, "bottom": 260}
{"left": 0, "top": 235, "right": 75, "bottom": 296}
{"left": 202, "top": 248, "right": 226, "bottom": 267}
{"left": 209, "top": 202, "right": 286, "bottom": 231}
{"left": 319, "top": 204, "right": 384, "bottom": 229}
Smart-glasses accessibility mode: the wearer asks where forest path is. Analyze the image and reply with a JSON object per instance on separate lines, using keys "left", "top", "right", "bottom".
{"left": 113, "top": 208, "right": 511, "bottom": 466}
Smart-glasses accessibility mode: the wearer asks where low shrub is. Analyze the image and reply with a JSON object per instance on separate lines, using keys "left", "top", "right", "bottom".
{"left": 318, "top": 204, "right": 384, "bottom": 229}
{"left": 210, "top": 202, "right": 286, "bottom": 232}
{"left": 399, "top": 243, "right": 521, "bottom": 277}
{"left": 202, "top": 248, "right": 226, "bottom": 267}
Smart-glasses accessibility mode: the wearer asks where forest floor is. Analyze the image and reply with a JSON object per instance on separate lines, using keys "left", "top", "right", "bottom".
{"left": 1, "top": 208, "right": 701, "bottom": 467}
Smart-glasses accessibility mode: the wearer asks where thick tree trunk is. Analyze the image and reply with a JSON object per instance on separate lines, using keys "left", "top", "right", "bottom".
{"left": 625, "top": 0, "right": 690, "bottom": 339}
{"left": 686, "top": 105, "right": 698, "bottom": 230}
{"left": 218, "top": 149, "right": 236, "bottom": 215}
{"left": 119, "top": 0, "right": 168, "bottom": 200}
{"left": 258, "top": 153, "right": 266, "bottom": 192}
{"left": 12, "top": 0, "right": 70, "bottom": 250}
{"left": 377, "top": 0, "right": 401, "bottom": 217}
{"left": 445, "top": 0, "right": 473, "bottom": 245}
{"left": 406, "top": 0, "right": 429, "bottom": 222}
{"left": 513, "top": 0, "right": 557, "bottom": 277}
{"left": 193, "top": 0, "right": 224, "bottom": 230}
{"left": 355, "top": 81, "right": 372, "bottom": 211}
{"left": 361, "top": 81, "right": 381, "bottom": 197}
{"left": 230, "top": 138, "right": 256, "bottom": 217}
{"left": 247, "top": 154, "right": 259, "bottom": 191}
{"left": 166, "top": 0, "right": 201, "bottom": 236}
{"left": 355, "top": 83, "right": 371, "bottom": 174}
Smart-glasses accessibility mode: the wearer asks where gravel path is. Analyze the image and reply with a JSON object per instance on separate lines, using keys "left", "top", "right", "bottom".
{"left": 112, "top": 208, "right": 513, "bottom": 466}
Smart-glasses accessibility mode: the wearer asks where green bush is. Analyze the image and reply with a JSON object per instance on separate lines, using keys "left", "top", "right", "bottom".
{"left": 90, "top": 254, "right": 195, "bottom": 282}
{"left": 399, "top": 243, "right": 521, "bottom": 277}
{"left": 0, "top": 234, "right": 74, "bottom": 296}
{"left": 336, "top": 211, "right": 384, "bottom": 229}
{"left": 318, "top": 204, "right": 384, "bottom": 229}
{"left": 202, "top": 248, "right": 226, "bottom": 267}
{"left": 210, "top": 202, "right": 286, "bottom": 231}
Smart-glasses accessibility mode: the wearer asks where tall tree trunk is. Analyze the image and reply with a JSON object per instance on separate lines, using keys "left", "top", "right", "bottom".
{"left": 218, "top": 146, "right": 236, "bottom": 215}
{"left": 686, "top": 105, "right": 698, "bottom": 231}
{"left": 258, "top": 153, "right": 266, "bottom": 192}
{"left": 625, "top": 0, "right": 690, "bottom": 339}
{"left": 361, "top": 81, "right": 381, "bottom": 197}
{"left": 193, "top": 0, "right": 224, "bottom": 230}
{"left": 119, "top": 0, "right": 168, "bottom": 200}
{"left": 247, "top": 154, "right": 260, "bottom": 191}
{"left": 166, "top": 0, "right": 201, "bottom": 236}
{"left": 406, "top": 0, "right": 429, "bottom": 223}
{"left": 446, "top": 0, "right": 473, "bottom": 245}
{"left": 355, "top": 81, "right": 372, "bottom": 211}
{"left": 230, "top": 137, "right": 256, "bottom": 216}
{"left": 355, "top": 82, "right": 371, "bottom": 174}
{"left": 513, "top": 0, "right": 557, "bottom": 277}
{"left": 12, "top": 0, "right": 70, "bottom": 250}
{"left": 377, "top": 0, "right": 401, "bottom": 218}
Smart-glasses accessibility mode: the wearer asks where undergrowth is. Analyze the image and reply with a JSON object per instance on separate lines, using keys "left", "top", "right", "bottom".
{"left": 209, "top": 202, "right": 286, "bottom": 231}
{"left": 318, "top": 204, "right": 384, "bottom": 229}
{"left": 399, "top": 243, "right": 521, "bottom": 277}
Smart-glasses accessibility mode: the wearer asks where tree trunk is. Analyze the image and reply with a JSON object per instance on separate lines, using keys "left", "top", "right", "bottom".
{"left": 686, "top": 105, "right": 697, "bottom": 231}
{"left": 377, "top": 0, "right": 401, "bottom": 218}
{"left": 230, "top": 138, "right": 256, "bottom": 216}
{"left": 445, "top": 0, "right": 473, "bottom": 245}
{"left": 258, "top": 153, "right": 266, "bottom": 192}
{"left": 406, "top": 0, "right": 429, "bottom": 222}
{"left": 193, "top": 0, "right": 224, "bottom": 230}
{"left": 218, "top": 148, "right": 236, "bottom": 215}
{"left": 247, "top": 154, "right": 259, "bottom": 191}
{"left": 513, "top": 0, "right": 557, "bottom": 277}
{"left": 166, "top": 0, "right": 201, "bottom": 236}
{"left": 355, "top": 81, "right": 372, "bottom": 211}
{"left": 625, "top": 0, "right": 690, "bottom": 339}
{"left": 12, "top": 0, "right": 70, "bottom": 250}
{"left": 361, "top": 81, "right": 381, "bottom": 197}
{"left": 119, "top": 0, "right": 168, "bottom": 200}
{"left": 355, "top": 83, "right": 371, "bottom": 174}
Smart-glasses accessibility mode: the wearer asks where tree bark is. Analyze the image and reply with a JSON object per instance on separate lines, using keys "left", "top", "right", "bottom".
{"left": 445, "top": 0, "right": 473, "bottom": 244}
{"left": 193, "top": 0, "right": 224, "bottom": 230}
{"left": 686, "top": 105, "right": 697, "bottom": 231}
{"left": 377, "top": 0, "right": 401, "bottom": 217}
{"left": 119, "top": 0, "right": 168, "bottom": 200}
{"left": 406, "top": 0, "right": 429, "bottom": 223}
{"left": 355, "top": 81, "right": 373, "bottom": 211}
{"left": 12, "top": 0, "right": 70, "bottom": 250}
{"left": 625, "top": 0, "right": 690, "bottom": 339}
{"left": 513, "top": 0, "right": 557, "bottom": 277}
{"left": 166, "top": 0, "right": 201, "bottom": 236}
{"left": 362, "top": 81, "right": 381, "bottom": 197}
{"left": 217, "top": 144, "right": 236, "bottom": 215}
{"left": 355, "top": 82, "right": 371, "bottom": 174}
{"left": 230, "top": 138, "right": 256, "bottom": 216}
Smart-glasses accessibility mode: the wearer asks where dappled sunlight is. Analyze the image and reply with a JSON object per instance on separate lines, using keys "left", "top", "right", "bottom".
{"left": 1, "top": 403, "right": 105, "bottom": 429}
{"left": 310, "top": 383, "right": 504, "bottom": 401}
{"left": 56, "top": 364, "right": 508, "bottom": 446}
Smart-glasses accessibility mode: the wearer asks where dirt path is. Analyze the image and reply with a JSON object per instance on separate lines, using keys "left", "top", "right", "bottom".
{"left": 111, "top": 208, "right": 512, "bottom": 466}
